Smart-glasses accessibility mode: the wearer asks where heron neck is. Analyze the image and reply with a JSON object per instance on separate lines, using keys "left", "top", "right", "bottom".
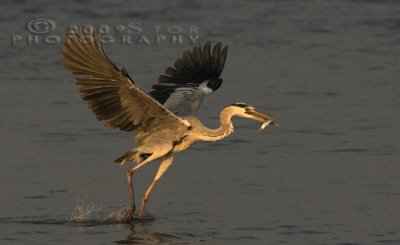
{"left": 199, "top": 107, "right": 235, "bottom": 141}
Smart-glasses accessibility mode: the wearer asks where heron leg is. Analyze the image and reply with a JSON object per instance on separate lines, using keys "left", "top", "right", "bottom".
{"left": 139, "top": 154, "right": 174, "bottom": 218}
{"left": 126, "top": 155, "right": 159, "bottom": 221}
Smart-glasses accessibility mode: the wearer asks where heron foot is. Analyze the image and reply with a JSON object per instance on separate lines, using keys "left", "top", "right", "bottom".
{"left": 126, "top": 210, "right": 134, "bottom": 222}
{"left": 126, "top": 205, "right": 136, "bottom": 222}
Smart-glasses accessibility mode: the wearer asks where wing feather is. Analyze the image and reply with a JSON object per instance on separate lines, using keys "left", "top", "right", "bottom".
{"left": 202, "top": 41, "right": 212, "bottom": 76}
{"left": 149, "top": 42, "right": 228, "bottom": 116}
{"left": 62, "top": 26, "right": 189, "bottom": 132}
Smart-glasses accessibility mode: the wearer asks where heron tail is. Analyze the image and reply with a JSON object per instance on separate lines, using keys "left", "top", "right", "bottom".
{"left": 114, "top": 150, "right": 138, "bottom": 166}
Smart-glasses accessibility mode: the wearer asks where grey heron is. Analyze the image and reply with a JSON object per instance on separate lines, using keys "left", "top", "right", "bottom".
{"left": 61, "top": 27, "right": 278, "bottom": 221}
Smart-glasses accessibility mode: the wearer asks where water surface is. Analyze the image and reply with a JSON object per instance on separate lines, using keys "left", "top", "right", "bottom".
{"left": 1, "top": 0, "right": 400, "bottom": 244}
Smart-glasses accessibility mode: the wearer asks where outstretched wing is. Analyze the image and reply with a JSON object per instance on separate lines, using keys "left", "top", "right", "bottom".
{"left": 61, "top": 27, "right": 189, "bottom": 133}
{"left": 149, "top": 42, "right": 228, "bottom": 116}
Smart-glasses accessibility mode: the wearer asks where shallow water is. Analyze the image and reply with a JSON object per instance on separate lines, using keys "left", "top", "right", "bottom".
{"left": 1, "top": 0, "right": 400, "bottom": 244}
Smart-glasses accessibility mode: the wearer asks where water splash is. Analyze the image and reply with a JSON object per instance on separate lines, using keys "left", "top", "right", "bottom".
{"left": 104, "top": 208, "right": 156, "bottom": 223}
{"left": 102, "top": 207, "right": 131, "bottom": 223}
{"left": 69, "top": 204, "right": 102, "bottom": 223}
{"left": 69, "top": 205, "right": 155, "bottom": 224}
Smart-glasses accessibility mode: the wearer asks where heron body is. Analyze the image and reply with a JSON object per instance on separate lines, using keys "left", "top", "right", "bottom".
{"left": 62, "top": 27, "right": 278, "bottom": 221}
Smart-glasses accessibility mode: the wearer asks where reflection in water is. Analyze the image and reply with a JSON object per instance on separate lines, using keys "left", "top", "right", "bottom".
{"left": 114, "top": 222, "right": 181, "bottom": 245}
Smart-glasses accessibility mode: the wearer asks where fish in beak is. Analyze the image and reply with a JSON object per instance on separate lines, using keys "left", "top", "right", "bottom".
{"left": 247, "top": 109, "right": 279, "bottom": 133}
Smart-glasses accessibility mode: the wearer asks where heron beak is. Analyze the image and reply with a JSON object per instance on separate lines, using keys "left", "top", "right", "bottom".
{"left": 249, "top": 109, "right": 279, "bottom": 125}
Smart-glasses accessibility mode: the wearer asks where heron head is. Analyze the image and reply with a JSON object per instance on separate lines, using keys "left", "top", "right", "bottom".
{"left": 228, "top": 103, "right": 279, "bottom": 129}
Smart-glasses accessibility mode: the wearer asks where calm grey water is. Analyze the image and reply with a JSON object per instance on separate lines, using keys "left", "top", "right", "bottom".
{"left": 1, "top": 0, "right": 400, "bottom": 244}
